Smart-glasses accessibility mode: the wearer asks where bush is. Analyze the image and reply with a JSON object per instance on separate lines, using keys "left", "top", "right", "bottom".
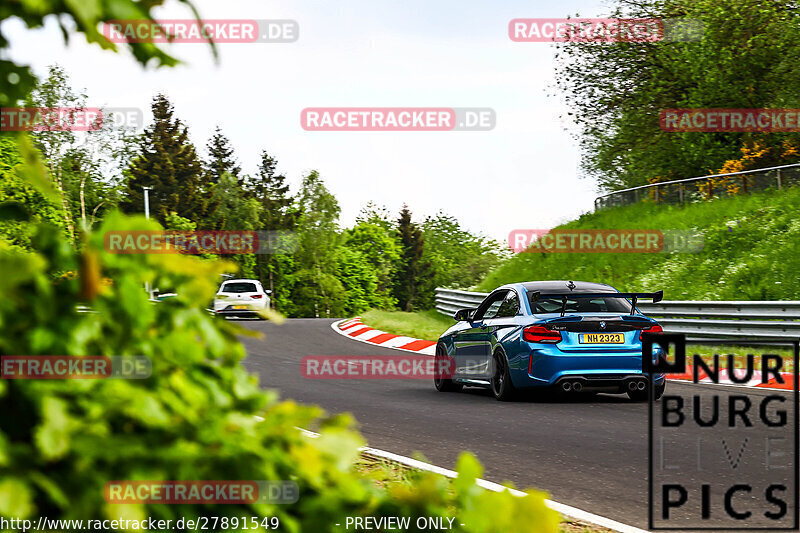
{"left": 0, "top": 211, "right": 559, "bottom": 532}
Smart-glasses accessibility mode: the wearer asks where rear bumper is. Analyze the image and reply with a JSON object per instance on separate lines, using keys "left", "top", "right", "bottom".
{"left": 553, "top": 373, "right": 665, "bottom": 393}
{"left": 215, "top": 306, "right": 264, "bottom": 317}
{"left": 513, "top": 345, "right": 665, "bottom": 389}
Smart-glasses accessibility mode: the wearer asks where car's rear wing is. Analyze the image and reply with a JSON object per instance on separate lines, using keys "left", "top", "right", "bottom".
{"left": 528, "top": 290, "right": 664, "bottom": 316}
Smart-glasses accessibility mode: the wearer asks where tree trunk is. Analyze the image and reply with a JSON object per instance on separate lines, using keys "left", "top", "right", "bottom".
{"left": 80, "top": 174, "right": 87, "bottom": 229}
{"left": 269, "top": 267, "right": 274, "bottom": 310}
{"left": 52, "top": 163, "right": 75, "bottom": 241}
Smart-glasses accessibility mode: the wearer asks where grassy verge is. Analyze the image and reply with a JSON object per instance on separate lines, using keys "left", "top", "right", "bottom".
{"left": 361, "top": 309, "right": 455, "bottom": 341}
{"left": 353, "top": 455, "right": 614, "bottom": 533}
{"left": 479, "top": 186, "right": 800, "bottom": 300}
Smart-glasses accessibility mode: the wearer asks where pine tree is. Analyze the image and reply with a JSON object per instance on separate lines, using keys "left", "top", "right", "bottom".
{"left": 251, "top": 150, "right": 298, "bottom": 310}
{"left": 394, "top": 205, "right": 427, "bottom": 311}
{"left": 120, "top": 94, "right": 211, "bottom": 226}
{"left": 205, "top": 126, "right": 241, "bottom": 185}
{"left": 252, "top": 150, "right": 295, "bottom": 230}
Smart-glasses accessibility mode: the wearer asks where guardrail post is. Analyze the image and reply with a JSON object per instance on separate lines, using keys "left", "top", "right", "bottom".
{"left": 707, "top": 180, "right": 713, "bottom": 200}
{"left": 654, "top": 186, "right": 659, "bottom": 203}
{"left": 777, "top": 169, "right": 782, "bottom": 190}
{"left": 678, "top": 183, "right": 684, "bottom": 204}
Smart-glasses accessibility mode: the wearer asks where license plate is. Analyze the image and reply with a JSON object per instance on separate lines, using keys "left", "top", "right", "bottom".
{"left": 232, "top": 305, "right": 248, "bottom": 310}
{"left": 580, "top": 333, "right": 625, "bottom": 344}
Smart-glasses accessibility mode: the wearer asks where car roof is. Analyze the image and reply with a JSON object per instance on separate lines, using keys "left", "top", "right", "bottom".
{"left": 516, "top": 280, "right": 618, "bottom": 294}
{"left": 222, "top": 279, "right": 261, "bottom": 284}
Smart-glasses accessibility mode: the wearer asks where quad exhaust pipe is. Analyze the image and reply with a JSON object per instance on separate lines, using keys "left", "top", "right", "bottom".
{"left": 562, "top": 381, "right": 572, "bottom": 392}
{"left": 561, "top": 380, "right": 583, "bottom": 393}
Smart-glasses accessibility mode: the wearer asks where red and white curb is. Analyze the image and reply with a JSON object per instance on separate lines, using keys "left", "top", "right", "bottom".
{"left": 334, "top": 317, "right": 437, "bottom": 355}
{"left": 334, "top": 319, "right": 796, "bottom": 392}
{"left": 663, "top": 366, "right": 795, "bottom": 391}
{"left": 331, "top": 320, "right": 652, "bottom": 531}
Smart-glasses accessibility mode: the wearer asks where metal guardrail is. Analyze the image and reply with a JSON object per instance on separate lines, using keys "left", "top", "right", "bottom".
{"left": 435, "top": 288, "right": 800, "bottom": 342}
{"left": 594, "top": 162, "right": 800, "bottom": 211}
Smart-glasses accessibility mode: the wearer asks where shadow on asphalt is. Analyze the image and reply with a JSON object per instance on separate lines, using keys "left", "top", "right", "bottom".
{"left": 456, "top": 386, "right": 636, "bottom": 404}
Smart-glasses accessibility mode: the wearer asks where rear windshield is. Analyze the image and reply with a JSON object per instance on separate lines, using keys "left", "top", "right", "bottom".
{"left": 529, "top": 295, "right": 632, "bottom": 314}
{"left": 221, "top": 282, "right": 258, "bottom": 293}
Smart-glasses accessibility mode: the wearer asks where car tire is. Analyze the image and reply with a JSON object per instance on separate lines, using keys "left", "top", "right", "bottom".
{"left": 434, "top": 344, "right": 462, "bottom": 393}
{"left": 491, "top": 349, "right": 517, "bottom": 401}
{"left": 628, "top": 381, "right": 665, "bottom": 401}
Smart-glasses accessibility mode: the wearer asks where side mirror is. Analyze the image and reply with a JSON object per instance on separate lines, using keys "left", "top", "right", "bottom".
{"left": 264, "top": 289, "right": 272, "bottom": 294}
{"left": 454, "top": 308, "right": 475, "bottom": 322}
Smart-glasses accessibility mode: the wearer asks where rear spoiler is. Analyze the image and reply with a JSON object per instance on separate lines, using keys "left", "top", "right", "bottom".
{"left": 528, "top": 290, "right": 664, "bottom": 316}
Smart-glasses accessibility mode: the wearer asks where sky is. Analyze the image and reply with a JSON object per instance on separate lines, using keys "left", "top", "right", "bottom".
{"left": 3, "top": 0, "right": 615, "bottom": 243}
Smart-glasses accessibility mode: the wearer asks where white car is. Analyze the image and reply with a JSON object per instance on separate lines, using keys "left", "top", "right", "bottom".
{"left": 213, "top": 279, "right": 271, "bottom": 318}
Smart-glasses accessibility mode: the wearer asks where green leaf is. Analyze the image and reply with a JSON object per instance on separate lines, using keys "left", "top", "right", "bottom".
{"left": 64, "top": 0, "right": 101, "bottom": 26}
{"left": 34, "top": 397, "right": 73, "bottom": 460}
{"left": 0, "top": 478, "right": 34, "bottom": 518}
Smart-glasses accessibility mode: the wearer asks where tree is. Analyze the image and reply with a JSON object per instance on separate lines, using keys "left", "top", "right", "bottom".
{"left": 345, "top": 219, "right": 400, "bottom": 309}
{"left": 292, "top": 171, "right": 345, "bottom": 317}
{"left": 355, "top": 201, "right": 394, "bottom": 231}
{"left": 554, "top": 0, "right": 800, "bottom": 190}
{"left": 421, "top": 211, "right": 507, "bottom": 302}
{"left": 119, "top": 94, "right": 213, "bottom": 226}
{"left": 205, "top": 126, "right": 241, "bottom": 185}
{"left": 210, "top": 172, "right": 259, "bottom": 231}
{"left": 24, "top": 66, "right": 129, "bottom": 237}
{"left": 25, "top": 65, "right": 87, "bottom": 241}
{"left": 394, "top": 206, "right": 428, "bottom": 311}
{"left": 251, "top": 150, "right": 296, "bottom": 230}
{"left": 208, "top": 171, "right": 260, "bottom": 278}
{"left": 0, "top": 137, "right": 66, "bottom": 249}
{"left": 1, "top": 2, "right": 563, "bottom": 527}
{"left": 335, "top": 247, "right": 380, "bottom": 315}
{"left": 250, "top": 150, "right": 298, "bottom": 310}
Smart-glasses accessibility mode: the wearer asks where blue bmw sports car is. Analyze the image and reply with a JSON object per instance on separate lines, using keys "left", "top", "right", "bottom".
{"left": 434, "top": 280, "right": 667, "bottom": 401}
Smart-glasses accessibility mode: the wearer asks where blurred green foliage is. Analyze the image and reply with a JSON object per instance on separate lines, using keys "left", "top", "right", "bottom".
{"left": 0, "top": 1, "right": 558, "bottom": 527}
{"left": 0, "top": 206, "right": 559, "bottom": 531}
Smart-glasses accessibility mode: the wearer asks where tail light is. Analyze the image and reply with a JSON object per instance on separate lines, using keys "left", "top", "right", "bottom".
{"left": 639, "top": 324, "right": 663, "bottom": 340}
{"left": 523, "top": 325, "right": 562, "bottom": 344}
{"left": 250, "top": 294, "right": 264, "bottom": 299}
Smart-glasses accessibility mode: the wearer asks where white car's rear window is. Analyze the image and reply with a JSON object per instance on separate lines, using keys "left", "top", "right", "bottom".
{"left": 221, "top": 282, "right": 258, "bottom": 293}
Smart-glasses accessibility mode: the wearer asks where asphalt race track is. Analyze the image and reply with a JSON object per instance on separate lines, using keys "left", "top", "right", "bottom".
{"left": 239, "top": 318, "right": 797, "bottom": 530}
